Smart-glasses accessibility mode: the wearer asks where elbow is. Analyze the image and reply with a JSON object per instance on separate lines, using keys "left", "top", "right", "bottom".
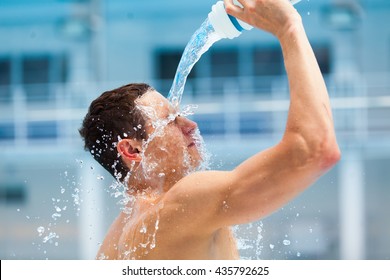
{"left": 320, "top": 143, "right": 341, "bottom": 170}
{"left": 314, "top": 134, "right": 341, "bottom": 170}
{"left": 284, "top": 131, "right": 340, "bottom": 170}
{"left": 284, "top": 131, "right": 341, "bottom": 171}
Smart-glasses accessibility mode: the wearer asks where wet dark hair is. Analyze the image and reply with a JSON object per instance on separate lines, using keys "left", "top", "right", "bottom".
{"left": 79, "top": 83, "right": 152, "bottom": 181}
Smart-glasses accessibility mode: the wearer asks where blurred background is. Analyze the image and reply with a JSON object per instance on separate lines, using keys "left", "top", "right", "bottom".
{"left": 0, "top": 0, "right": 389, "bottom": 260}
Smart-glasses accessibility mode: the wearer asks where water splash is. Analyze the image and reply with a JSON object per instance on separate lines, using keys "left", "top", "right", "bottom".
{"left": 97, "top": 253, "right": 107, "bottom": 260}
{"left": 233, "top": 221, "right": 264, "bottom": 259}
{"left": 168, "top": 17, "right": 222, "bottom": 107}
{"left": 42, "top": 232, "right": 58, "bottom": 243}
{"left": 135, "top": 102, "right": 211, "bottom": 184}
{"left": 283, "top": 239, "right": 291, "bottom": 246}
{"left": 37, "top": 226, "right": 45, "bottom": 236}
{"left": 255, "top": 222, "right": 264, "bottom": 258}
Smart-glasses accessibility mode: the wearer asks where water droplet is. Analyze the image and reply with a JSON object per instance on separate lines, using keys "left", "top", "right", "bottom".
{"left": 52, "top": 213, "right": 61, "bottom": 220}
{"left": 26, "top": 216, "right": 30, "bottom": 219}
{"left": 222, "top": 200, "right": 229, "bottom": 211}
{"left": 283, "top": 239, "right": 291, "bottom": 246}
{"left": 42, "top": 232, "right": 57, "bottom": 243}
{"left": 307, "top": 11, "right": 311, "bottom": 16}
{"left": 76, "top": 159, "right": 83, "bottom": 168}
{"left": 140, "top": 226, "right": 147, "bottom": 233}
{"left": 269, "top": 244, "right": 274, "bottom": 249}
{"left": 158, "top": 173, "right": 165, "bottom": 178}
{"left": 98, "top": 253, "right": 106, "bottom": 260}
{"left": 60, "top": 187, "right": 65, "bottom": 194}
{"left": 16, "top": 208, "right": 20, "bottom": 212}
{"left": 97, "top": 175, "right": 104, "bottom": 180}
{"left": 297, "top": 252, "right": 301, "bottom": 257}
{"left": 37, "top": 226, "right": 45, "bottom": 236}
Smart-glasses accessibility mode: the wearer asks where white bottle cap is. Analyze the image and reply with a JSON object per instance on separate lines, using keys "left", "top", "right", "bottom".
{"left": 208, "top": 1, "right": 252, "bottom": 39}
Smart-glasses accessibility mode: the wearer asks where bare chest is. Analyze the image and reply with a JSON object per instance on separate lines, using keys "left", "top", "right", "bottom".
{"left": 99, "top": 218, "right": 238, "bottom": 260}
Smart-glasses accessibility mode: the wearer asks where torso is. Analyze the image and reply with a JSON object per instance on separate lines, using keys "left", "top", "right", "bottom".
{"left": 97, "top": 199, "right": 239, "bottom": 260}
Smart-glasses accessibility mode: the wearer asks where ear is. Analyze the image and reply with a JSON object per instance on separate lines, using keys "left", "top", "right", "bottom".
{"left": 117, "top": 139, "right": 142, "bottom": 163}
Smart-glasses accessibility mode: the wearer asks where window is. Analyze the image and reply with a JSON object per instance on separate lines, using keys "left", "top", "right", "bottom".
{"left": 209, "top": 48, "right": 239, "bottom": 93}
{"left": 0, "top": 54, "right": 68, "bottom": 141}
{"left": 0, "top": 58, "right": 11, "bottom": 103}
{"left": 252, "top": 47, "right": 284, "bottom": 94}
{"left": 0, "top": 183, "right": 26, "bottom": 204}
{"left": 253, "top": 47, "right": 283, "bottom": 76}
{"left": 22, "top": 56, "right": 50, "bottom": 102}
{"left": 239, "top": 112, "right": 273, "bottom": 134}
{"left": 210, "top": 49, "right": 239, "bottom": 78}
{"left": 313, "top": 46, "right": 331, "bottom": 74}
{"left": 27, "top": 121, "right": 58, "bottom": 139}
{"left": 0, "top": 123, "right": 15, "bottom": 140}
{"left": 155, "top": 50, "right": 198, "bottom": 95}
{"left": 0, "top": 54, "right": 69, "bottom": 103}
{"left": 193, "top": 114, "right": 225, "bottom": 135}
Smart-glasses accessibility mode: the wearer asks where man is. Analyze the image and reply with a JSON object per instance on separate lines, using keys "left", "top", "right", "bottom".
{"left": 79, "top": 0, "right": 340, "bottom": 260}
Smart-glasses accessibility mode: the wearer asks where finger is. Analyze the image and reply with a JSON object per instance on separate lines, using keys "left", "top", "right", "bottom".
{"left": 233, "top": 0, "right": 247, "bottom": 9}
{"left": 224, "top": 0, "right": 244, "bottom": 17}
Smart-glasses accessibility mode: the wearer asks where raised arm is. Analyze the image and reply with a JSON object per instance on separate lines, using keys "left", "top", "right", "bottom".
{"left": 163, "top": 0, "right": 340, "bottom": 234}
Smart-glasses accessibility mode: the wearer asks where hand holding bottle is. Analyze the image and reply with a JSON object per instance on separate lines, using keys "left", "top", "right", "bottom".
{"left": 224, "top": 0, "right": 302, "bottom": 40}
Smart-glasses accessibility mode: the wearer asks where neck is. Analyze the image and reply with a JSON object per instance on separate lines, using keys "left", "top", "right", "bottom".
{"left": 125, "top": 170, "right": 185, "bottom": 197}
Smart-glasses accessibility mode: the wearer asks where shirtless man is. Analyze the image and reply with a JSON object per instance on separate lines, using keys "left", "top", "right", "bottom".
{"left": 79, "top": 0, "right": 340, "bottom": 259}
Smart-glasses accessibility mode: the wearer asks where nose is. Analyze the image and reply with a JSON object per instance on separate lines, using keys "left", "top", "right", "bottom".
{"left": 177, "top": 116, "right": 198, "bottom": 135}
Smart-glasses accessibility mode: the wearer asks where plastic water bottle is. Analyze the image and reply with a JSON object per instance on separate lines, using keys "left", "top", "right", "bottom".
{"left": 208, "top": 0, "right": 302, "bottom": 39}
{"left": 168, "top": 0, "right": 302, "bottom": 106}
{"left": 208, "top": 1, "right": 252, "bottom": 39}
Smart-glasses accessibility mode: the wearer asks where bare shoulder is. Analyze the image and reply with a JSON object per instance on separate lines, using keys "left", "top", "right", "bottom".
{"left": 161, "top": 170, "right": 237, "bottom": 232}
{"left": 96, "top": 212, "right": 127, "bottom": 259}
{"left": 165, "top": 170, "right": 236, "bottom": 205}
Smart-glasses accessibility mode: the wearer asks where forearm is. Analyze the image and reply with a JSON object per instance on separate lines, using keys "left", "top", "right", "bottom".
{"left": 279, "top": 22, "right": 338, "bottom": 159}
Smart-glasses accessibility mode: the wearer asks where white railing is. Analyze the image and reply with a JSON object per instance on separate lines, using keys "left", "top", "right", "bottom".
{"left": 1, "top": 72, "right": 390, "bottom": 147}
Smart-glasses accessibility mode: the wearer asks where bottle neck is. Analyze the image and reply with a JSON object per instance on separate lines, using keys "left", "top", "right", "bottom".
{"left": 227, "top": 14, "right": 244, "bottom": 32}
{"left": 208, "top": 1, "right": 243, "bottom": 39}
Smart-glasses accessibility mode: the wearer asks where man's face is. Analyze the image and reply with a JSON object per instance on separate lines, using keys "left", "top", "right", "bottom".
{"left": 135, "top": 90, "right": 204, "bottom": 182}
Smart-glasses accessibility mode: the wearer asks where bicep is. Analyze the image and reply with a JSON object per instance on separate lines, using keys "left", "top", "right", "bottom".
{"left": 221, "top": 137, "right": 323, "bottom": 226}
